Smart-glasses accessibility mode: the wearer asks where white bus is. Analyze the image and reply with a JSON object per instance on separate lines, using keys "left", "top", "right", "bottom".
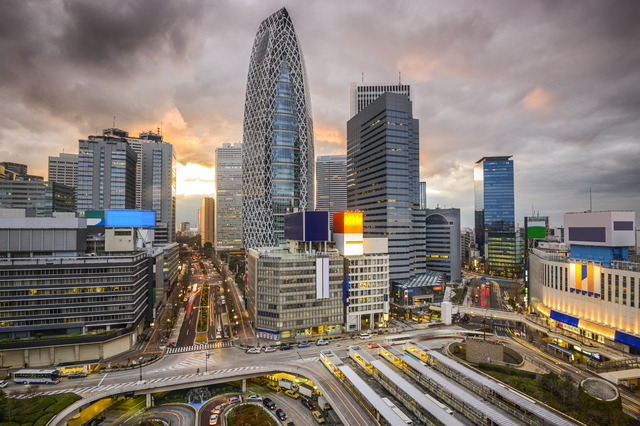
{"left": 381, "top": 397, "right": 413, "bottom": 425}
{"left": 424, "top": 393, "right": 454, "bottom": 415}
{"left": 13, "top": 368, "right": 61, "bottom": 385}
{"left": 383, "top": 334, "right": 412, "bottom": 346}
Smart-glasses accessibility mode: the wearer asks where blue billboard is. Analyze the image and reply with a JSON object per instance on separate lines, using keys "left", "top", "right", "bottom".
{"left": 283, "top": 211, "right": 329, "bottom": 241}
{"left": 284, "top": 211, "right": 304, "bottom": 241}
{"left": 105, "top": 210, "right": 156, "bottom": 228}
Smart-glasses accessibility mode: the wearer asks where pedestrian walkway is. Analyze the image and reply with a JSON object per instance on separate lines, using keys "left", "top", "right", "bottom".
{"left": 167, "top": 307, "right": 186, "bottom": 347}
{"left": 166, "top": 341, "right": 232, "bottom": 354}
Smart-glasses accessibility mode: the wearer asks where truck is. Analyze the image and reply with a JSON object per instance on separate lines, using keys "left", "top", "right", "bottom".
{"left": 278, "top": 379, "right": 298, "bottom": 391}
{"left": 298, "top": 383, "right": 315, "bottom": 399}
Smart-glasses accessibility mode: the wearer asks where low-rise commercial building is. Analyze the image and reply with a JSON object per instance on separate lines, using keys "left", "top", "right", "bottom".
{"left": 0, "top": 180, "right": 74, "bottom": 216}
{"left": 333, "top": 212, "right": 390, "bottom": 332}
{"left": 530, "top": 211, "right": 640, "bottom": 355}
{"left": 247, "top": 211, "right": 344, "bottom": 341}
{"left": 0, "top": 211, "right": 175, "bottom": 368}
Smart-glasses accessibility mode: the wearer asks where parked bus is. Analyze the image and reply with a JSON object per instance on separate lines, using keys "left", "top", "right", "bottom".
{"left": 13, "top": 369, "right": 61, "bottom": 385}
{"left": 383, "top": 334, "right": 412, "bottom": 346}
{"left": 424, "top": 393, "right": 454, "bottom": 415}
{"left": 381, "top": 397, "right": 413, "bottom": 425}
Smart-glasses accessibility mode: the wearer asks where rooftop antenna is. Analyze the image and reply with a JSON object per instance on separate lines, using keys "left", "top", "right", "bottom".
{"left": 399, "top": 71, "right": 401, "bottom": 85}
{"left": 160, "top": 121, "right": 163, "bottom": 136}
{"left": 532, "top": 204, "right": 534, "bottom": 216}
{"left": 589, "top": 188, "right": 592, "bottom": 212}
{"left": 362, "top": 72, "right": 364, "bottom": 83}
{"left": 113, "top": 116, "right": 116, "bottom": 128}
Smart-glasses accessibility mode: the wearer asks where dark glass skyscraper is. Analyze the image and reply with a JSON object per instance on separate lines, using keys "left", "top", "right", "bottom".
{"left": 474, "top": 156, "right": 523, "bottom": 277}
{"left": 242, "top": 8, "right": 314, "bottom": 249}
{"left": 347, "top": 92, "right": 422, "bottom": 281}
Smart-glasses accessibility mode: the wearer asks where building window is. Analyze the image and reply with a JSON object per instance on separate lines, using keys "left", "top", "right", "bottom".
{"left": 615, "top": 275, "right": 619, "bottom": 304}
{"left": 623, "top": 276, "right": 627, "bottom": 305}
{"left": 608, "top": 274, "right": 612, "bottom": 302}
{"left": 601, "top": 273, "right": 605, "bottom": 300}
{"left": 630, "top": 277, "right": 635, "bottom": 308}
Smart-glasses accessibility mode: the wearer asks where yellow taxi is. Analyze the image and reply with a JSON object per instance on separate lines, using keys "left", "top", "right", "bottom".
{"left": 312, "top": 410, "right": 325, "bottom": 424}
{"left": 284, "top": 389, "right": 299, "bottom": 399}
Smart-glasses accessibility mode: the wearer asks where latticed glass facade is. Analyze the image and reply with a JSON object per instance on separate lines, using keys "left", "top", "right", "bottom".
{"left": 242, "top": 8, "right": 314, "bottom": 249}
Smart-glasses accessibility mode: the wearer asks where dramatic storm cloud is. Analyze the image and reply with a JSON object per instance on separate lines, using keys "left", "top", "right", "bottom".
{"left": 1, "top": 0, "right": 638, "bottom": 227}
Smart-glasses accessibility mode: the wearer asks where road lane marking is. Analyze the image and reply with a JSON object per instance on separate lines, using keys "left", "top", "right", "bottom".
{"left": 98, "top": 373, "right": 108, "bottom": 387}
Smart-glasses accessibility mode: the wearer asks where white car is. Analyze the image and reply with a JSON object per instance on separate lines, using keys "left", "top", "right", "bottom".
{"left": 209, "top": 414, "right": 218, "bottom": 425}
{"left": 359, "top": 333, "right": 371, "bottom": 340}
{"left": 0, "top": 380, "right": 7, "bottom": 388}
{"left": 246, "top": 394, "right": 263, "bottom": 402}
{"left": 228, "top": 396, "right": 241, "bottom": 404}
{"left": 316, "top": 339, "right": 328, "bottom": 346}
{"left": 246, "top": 347, "right": 260, "bottom": 354}
{"left": 263, "top": 346, "right": 276, "bottom": 353}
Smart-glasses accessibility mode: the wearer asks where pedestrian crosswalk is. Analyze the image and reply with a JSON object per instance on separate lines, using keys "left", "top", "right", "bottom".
{"left": 8, "top": 366, "right": 270, "bottom": 399}
{"left": 166, "top": 341, "right": 232, "bottom": 354}
{"left": 154, "top": 351, "right": 208, "bottom": 372}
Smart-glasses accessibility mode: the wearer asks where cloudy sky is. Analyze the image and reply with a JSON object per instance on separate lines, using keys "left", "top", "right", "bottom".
{"left": 1, "top": 0, "right": 639, "bottom": 229}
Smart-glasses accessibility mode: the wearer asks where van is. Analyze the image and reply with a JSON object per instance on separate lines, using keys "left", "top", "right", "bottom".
{"left": 359, "top": 333, "right": 371, "bottom": 340}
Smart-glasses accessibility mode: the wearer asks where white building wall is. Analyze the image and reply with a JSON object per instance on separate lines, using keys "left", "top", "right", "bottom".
{"left": 530, "top": 251, "right": 640, "bottom": 339}
{"left": 345, "top": 253, "right": 389, "bottom": 331}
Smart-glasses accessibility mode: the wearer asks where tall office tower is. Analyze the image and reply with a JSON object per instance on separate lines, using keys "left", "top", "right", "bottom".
{"left": 77, "top": 136, "right": 137, "bottom": 214}
{"left": 316, "top": 155, "right": 347, "bottom": 231}
{"left": 48, "top": 153, "right": 78, "bottom": 207}
{"left": 180, "top": 222, "right": 191, "bottom": 233}
{"left": 460, "top": 229, "right": 472, "bottom": 268}
{"left": 103, "top": 128, "right": 177, "bottom": 243}
{"left": 425, "top": 208, "right": 461, "bottom": 281}
{"left": 216, "top": 143, "right": 243, "bottom": 251}
{"left": 197, "top": 208, "right": 202, "bottom": 235}
{"left": 349, "top": 82, "right": 415, "bottom": 118}
{"left": 201, "top": 197, "right": 215, "bottom": 248}
{"left": 474, "top": 156, "right": 523, "bottom": 277}
{"left": 348, "top": 92, "right": 421, "bottom": 282}
{"left": 48, "top": 153, "right": 78, "bottom": 189}
{"left": 419, "top": 182, "right": 427, "bottom": 210}
{"left": 242, "top": 7, "right": 315, "bottom": 249}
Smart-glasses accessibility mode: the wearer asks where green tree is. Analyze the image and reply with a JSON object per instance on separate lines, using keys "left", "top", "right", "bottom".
{"left": 0, "top": 390, "right": 7, "bottom": 422}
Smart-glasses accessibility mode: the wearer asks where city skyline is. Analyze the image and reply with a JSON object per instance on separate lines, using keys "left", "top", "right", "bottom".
{"left": 0, "top": 1, "right": 638, "bottom": 229}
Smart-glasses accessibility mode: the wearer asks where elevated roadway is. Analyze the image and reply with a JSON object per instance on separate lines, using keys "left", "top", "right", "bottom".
{"left": 50, "top": 357, "right": 371, "bottom": 426}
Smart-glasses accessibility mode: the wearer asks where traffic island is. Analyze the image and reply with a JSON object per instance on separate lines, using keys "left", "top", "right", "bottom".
{"left": 225, "top": 403, "right": 279, "bottom": 426}
{"left": 447, "top": 338, "right": 525, "bottom": 367}
{"left": 0, "top": 393, "right": 82, "bottom": 426}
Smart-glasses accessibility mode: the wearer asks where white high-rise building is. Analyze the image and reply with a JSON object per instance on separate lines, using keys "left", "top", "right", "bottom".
{"left": 316, "top": 155, "right": 347, "bottom": 231}
{"left": 349, "top": 81, "right": 415, "bottom": 118}
{"left": 216, "top": 143, "right": 242, "bottom": 251}
{"left": 48, "top": 153, "right": 78, "bottom": 192}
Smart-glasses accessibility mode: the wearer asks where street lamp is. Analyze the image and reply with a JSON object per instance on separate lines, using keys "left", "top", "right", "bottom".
{"left": 139, "top": 356, "right": 143, "bottom": 382}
